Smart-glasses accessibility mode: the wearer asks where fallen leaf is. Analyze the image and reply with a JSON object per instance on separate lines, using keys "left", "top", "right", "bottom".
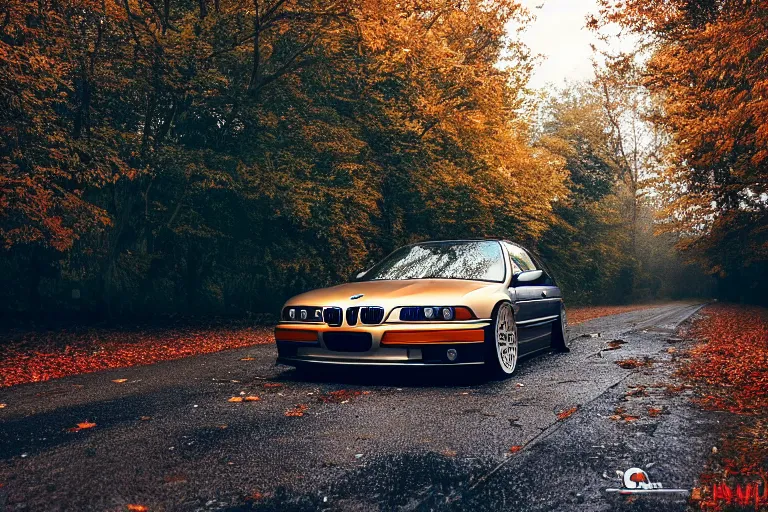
{"left": 285, "top": 404, "right": 308, "bottom": 417}
{"left": 68, "top": 421, "right": 97, "bottom": 432}
{"left": 440, "top": 449, "right": 457, "bottom": 457}
{"left": 139, "top": 416, "right": 152, "bottom": 421}
{"left": 610, "top": 407, "right": 640, "bottom": 422}
{"left": 605, "top": 339, "right": 627, "bottom": 350}
{"left": 690, "top": 487, "right": 702, "bottom": 501}
{"left": 0, "top": 403, "right": 6, "bottom": 409}
{"left": 666, "top": 347, "right": 677, "bottom": 353}
{"left": 111, "top": 378, "right": 128, "bottom": 383}
{"left": 264, "top": 383, "right": 282, "bottom": 388}
{"left": 228, "top": 397, "right": 243, "bottom": 402}
{"left": 616, "top": 358, "right": 644, "bottom": 369}
{"left": 240, "top": 357, "right": 256, "bottom": 361}
{"left": 509, "top": 445, "right": 522, "bottom": 453}
{"left": 556, "top": 406, "right": 578, "bottom": 420}
{"left": 251, "top": 492, "right": 264, "bottom": 500}
{"left": 244, "top": 396, "right": 260, "bottom": 402}
{"left": 126, "top": 505, "right": 148, "bottom": 512}
{"left": 647, "top": 407, "right": 663, "bottom": 417}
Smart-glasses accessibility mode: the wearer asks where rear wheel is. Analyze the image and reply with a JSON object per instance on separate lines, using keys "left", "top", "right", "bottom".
{"left": 486, "top": 302, "right": 518, "bottom": 377}
{"left": 551, "top": 301, "right": 570, "bottom": 352}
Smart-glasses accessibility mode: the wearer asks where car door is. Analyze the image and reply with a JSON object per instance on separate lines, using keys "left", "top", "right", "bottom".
{"left": 505, "top": 243, "right": 559, "bottom": 353}
{"left": 528, "top": 252, "right": 563, "bottom": 317}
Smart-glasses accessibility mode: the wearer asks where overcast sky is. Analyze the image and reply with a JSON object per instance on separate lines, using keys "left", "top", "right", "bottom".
{"left": 516, "top": 0, "right": 602, "bottom": 90}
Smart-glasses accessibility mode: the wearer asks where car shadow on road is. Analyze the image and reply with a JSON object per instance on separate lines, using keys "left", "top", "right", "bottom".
{"left": 272, "top": 364, "right": 490, "bottom": 388}
{"left": 269, "top": 350, "right": 560, "bottom": 388}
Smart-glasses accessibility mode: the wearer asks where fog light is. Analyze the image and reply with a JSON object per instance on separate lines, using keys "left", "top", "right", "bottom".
{"left": 300, "top": 309, "right": 308, "bottom": 320}
{"left": 446, "top": 348, "right": 458, "bottom": 361}
{"left": 288, "top": 308, "right": 296, "bottom": 320}
{"left": 424, "top": 307, "right": 435, "bottom": 319}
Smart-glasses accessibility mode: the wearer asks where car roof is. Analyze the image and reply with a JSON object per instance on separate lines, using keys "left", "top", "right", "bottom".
{"left": 403, "top": 238, "right": 520, "bottom": 247}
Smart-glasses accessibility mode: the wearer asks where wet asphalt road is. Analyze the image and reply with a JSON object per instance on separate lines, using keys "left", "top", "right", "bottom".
{"left": 0, "top": 302, "right": 722, "bottom": 511}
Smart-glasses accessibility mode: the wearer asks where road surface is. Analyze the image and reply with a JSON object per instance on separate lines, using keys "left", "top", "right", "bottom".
{"left": 0, "top": 302, "right": 721, "bottom": 511}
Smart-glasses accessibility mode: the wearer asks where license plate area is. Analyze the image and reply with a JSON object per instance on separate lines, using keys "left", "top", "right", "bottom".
{"left": 323, "top": 332, "right": 373, "bottom": 352}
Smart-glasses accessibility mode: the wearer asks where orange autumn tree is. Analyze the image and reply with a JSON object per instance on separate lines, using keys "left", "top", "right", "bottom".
{"left": 0, "top": 0, "right": 126, "bottom": 251}
{"left": 0, "top": 0, "right": 570, "bottom": 317}
{"left": 593, "top": 0, "right": 768, "bottom": 302}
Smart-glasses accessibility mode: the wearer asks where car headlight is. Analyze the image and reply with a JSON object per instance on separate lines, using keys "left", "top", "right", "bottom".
{"left": 283, "top": 306, "right": 323, "bottom": 322}
{"left": 398, "top": 306, "right": 474, "bottom": 321}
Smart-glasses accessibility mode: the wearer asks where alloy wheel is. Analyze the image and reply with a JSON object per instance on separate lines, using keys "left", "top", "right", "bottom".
{"left": 495, "top": 303, "right": 518, "bottom": 374}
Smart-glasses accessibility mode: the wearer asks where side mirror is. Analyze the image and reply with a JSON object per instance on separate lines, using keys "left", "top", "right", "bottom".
{"left": 512, "top": 269, "right": 543, "bottom": 287}
{"left": 350, "top": 269, "right": 367, "bottom": 281}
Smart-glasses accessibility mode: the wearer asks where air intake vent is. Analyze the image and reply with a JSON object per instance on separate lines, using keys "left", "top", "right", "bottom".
{"left": 323, "top": 307, "right": 343, "bottom": 326}
{"left": 360, "top": 306, "right": 385, "bottom": 324}
{"left": 346, "top": 307, "right": 359, "bottom": 326}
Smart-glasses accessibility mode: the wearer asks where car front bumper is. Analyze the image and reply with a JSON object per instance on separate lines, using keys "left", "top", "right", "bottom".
{"left": 275, "top": 321, "right": 490, "bottom": 367}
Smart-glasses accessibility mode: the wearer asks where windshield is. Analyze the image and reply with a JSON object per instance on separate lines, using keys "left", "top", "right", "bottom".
{"left": 360, "top": 241, "right": 506, "bottom": 282}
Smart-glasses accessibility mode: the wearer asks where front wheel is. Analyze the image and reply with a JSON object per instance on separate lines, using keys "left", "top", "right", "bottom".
{"left": 486, "top": 302, "right": 519, "bottom": 377}
{"left": 551, "top": 302, "right": 570, "bottom": 353}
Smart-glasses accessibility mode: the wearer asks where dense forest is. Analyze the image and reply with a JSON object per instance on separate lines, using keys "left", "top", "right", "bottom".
{"left": 3, "top": 0, "right": 764, "bottom": 322}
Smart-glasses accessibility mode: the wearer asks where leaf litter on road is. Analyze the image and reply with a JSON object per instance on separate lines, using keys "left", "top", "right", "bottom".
{"left": 318, "top": 389, "right": 369, "bottom": 403}
{"left": 285, "top": 404, "right": 308, "bottom": 417}
{"left": 616, "top": 358, "right": 651, "bottom": 369}
{"left": 557, "top": 406, "right": 578, "bottom": 420}
{"left": 0, "top": 324, "right": 275, "bottom": 388}
{"left": 609, "top": 407, "right": 639, "bottom": 422}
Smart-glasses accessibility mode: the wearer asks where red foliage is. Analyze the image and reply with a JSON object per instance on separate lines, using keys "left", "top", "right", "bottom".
{"left": 0, "top": 325, "right": 274, "bottom": 387}
{"left": 680, "top": 304, "right": 768, "bottom": 415}
{"left": 568, "top": 304, "right": 662, "bottom": 325}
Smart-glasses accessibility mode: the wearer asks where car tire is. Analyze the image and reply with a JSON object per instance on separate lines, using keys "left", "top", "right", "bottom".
{"left": 485, "top": 302, "right": 519, "bottom": 377}
{"left": 551, "top": 301, "right": 570, "bottom": 353}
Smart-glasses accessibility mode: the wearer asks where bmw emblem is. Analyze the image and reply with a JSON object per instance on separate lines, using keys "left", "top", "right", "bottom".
{"left": 350, "top": 294, "right": 364, "bottom": 300}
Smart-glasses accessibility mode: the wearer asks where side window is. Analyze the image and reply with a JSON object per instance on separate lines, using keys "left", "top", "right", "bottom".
{"left": 505, "top": 243, "right": 536, "bottom": 273}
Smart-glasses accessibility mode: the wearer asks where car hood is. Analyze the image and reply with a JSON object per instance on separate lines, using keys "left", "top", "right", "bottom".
{"left": 284, "top": 279, "right": 504, "bottom": 314}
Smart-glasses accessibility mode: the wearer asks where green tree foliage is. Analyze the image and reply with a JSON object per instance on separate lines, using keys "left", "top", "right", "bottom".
{"left": 537, "top": 83, "right": 712, "bottom": 304}
{"left": 536, "top": 85, "right": 631, "bottom": 304}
